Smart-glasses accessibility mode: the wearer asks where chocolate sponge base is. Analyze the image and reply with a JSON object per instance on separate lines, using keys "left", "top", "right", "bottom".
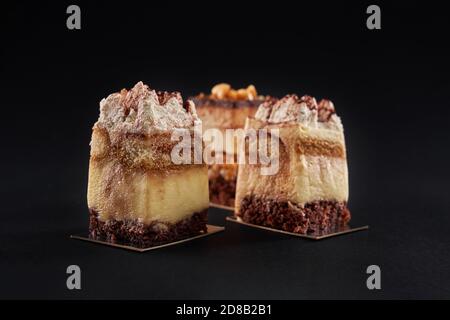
{"left": 89, "top": 209, "right": 208, "bottom": 248}
{"left": 237, "top": 196, "right": 350, "bottom": 235}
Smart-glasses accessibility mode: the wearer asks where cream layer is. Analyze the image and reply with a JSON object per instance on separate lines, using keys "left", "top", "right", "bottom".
{"left": 88, "top": 163, "right": 209, "bottom": 224}
{"left": 235, "top": 155, "right": 348, "bottom": 213}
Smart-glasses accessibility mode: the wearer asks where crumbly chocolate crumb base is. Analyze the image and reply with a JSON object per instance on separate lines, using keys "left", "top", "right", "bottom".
{"left": 209, "top": 175, "right": 236, "bottom": 208}
{"left": 237, "top": 196, "right": 350, "bottom": 235}
{"left": 89, "top": 209, "right": 208, "bottom": 248}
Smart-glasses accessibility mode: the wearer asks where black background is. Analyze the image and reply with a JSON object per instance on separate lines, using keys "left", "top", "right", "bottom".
{"left": 1, "top": 1, "right": 450, "bottom": 299}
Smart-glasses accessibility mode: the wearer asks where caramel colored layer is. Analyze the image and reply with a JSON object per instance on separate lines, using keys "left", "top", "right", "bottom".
{"left": 90, "top": 125, "right": 199, "bottom": 171}
{"left": 243, "top": 117, "right": 347, "bottom": 158}
{"left": 296, "top": 137, "right": 345, "bottom": 158}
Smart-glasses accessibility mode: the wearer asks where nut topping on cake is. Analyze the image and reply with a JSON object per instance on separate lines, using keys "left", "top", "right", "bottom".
{"left": 210, "top": 83, "right": 259, "bottom": 101}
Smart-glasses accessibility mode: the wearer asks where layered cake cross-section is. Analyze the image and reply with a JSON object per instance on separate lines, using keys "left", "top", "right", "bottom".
{"left": 87, "top": 82, "right": 209, "bottom": 247}
{"left": 191, "top": 83, "right": 267, "bottom": 207}
{"left": 235, "top": 94, "right": 351, "bottom": 234}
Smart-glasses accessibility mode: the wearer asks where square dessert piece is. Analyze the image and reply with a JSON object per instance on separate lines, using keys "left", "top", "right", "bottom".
{"left": 191, "top": 83, "right": 267, "bottom": 207}
{"left": 235, "top": 94, "right": 351, "bottom": 234}
{"left": 87, "top": 82, "right": 209, "bottom": 247}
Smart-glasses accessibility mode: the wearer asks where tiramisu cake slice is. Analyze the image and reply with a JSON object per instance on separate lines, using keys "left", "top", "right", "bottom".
{"left": 87, "top": 82, "right": 209, "bottom": 247}
{"left": 191, "top": 83, "right": 266, "bottom": 207}
{"left": 235, "top": 94, "right": 351, "bottom": 234}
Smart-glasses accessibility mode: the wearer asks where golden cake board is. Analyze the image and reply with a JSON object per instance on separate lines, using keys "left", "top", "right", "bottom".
{"left": 71, "top": 225, "right": 224, "bottom": 252}
{"left": 209, "top": 202, "right": 234, "bottom": 211}
{"left": 226, "top": 216, "right": 368, "bottom": 240}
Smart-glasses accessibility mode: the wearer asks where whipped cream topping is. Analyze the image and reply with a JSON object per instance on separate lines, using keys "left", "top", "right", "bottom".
{"left": 254, "top": 94, "right": 343, "bottom": 130}
{"left": 97, "top": 82, "right": 200, "bottom": 134}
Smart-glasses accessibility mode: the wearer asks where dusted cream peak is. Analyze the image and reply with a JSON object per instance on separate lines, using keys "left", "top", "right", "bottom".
{"left": 254, "top": 94, "right": 342, "bottom": 130}
{"left": 97, "top": 81, "right": 200, "bottom": 134}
